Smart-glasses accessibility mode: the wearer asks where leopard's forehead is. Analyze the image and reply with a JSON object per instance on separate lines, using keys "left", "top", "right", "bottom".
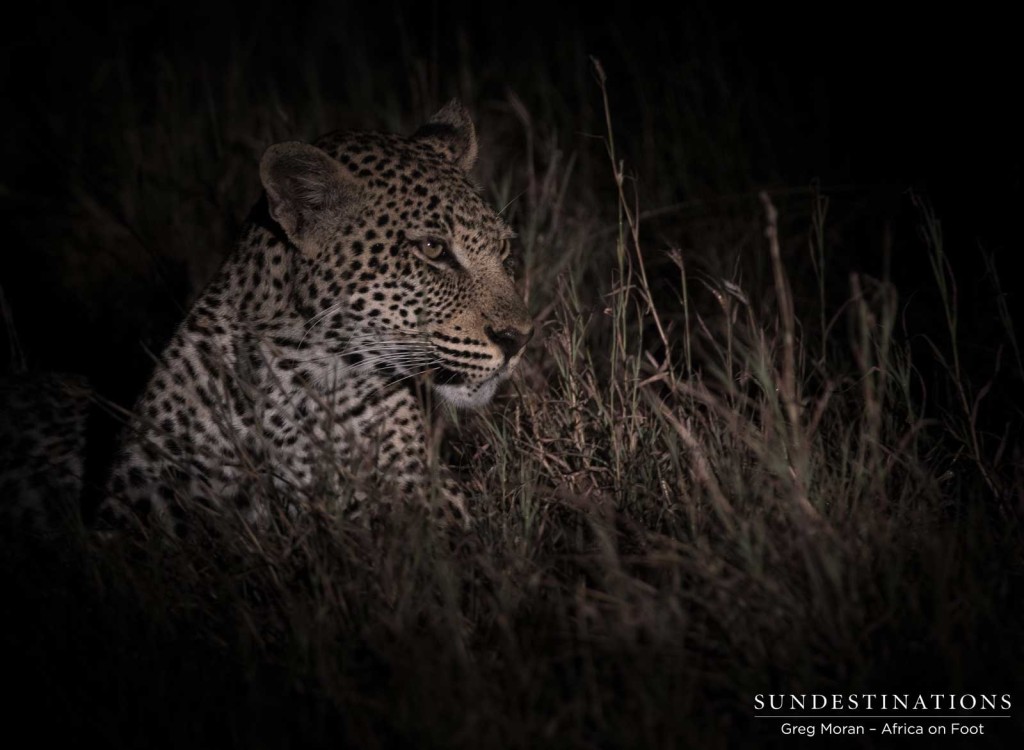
{"left": 314, "top": 130, "right": 512, "bottom": 246}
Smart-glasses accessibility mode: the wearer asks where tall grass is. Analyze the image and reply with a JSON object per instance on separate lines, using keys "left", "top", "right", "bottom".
{"left": 2, "top": 11, "right": 1022, "bottom": 748}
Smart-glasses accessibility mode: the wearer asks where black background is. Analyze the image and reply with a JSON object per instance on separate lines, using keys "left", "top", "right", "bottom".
{"left": 1, "top": 0, "right": 1020, "bottom": 376}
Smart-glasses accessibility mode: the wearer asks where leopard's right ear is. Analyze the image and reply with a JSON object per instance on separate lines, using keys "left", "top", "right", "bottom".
{"left": 259, "top": 142, "right": 358, "bottom": 246}
{"left": 414, "top": 100, "right": 478, "bottom": 172}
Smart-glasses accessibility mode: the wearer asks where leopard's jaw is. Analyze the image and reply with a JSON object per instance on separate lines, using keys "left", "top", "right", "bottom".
{"left": 434, "top": 377, "right": 501, "bottom": 410}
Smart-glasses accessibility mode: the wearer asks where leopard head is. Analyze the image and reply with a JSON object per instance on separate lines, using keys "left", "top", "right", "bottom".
{"left": 259, "top": 101, "right": 533, "bottom": 408}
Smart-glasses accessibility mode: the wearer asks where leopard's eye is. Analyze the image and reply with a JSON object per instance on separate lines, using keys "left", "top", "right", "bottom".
{"left": 418, "top": 237, "right": 450, "bottom": 261}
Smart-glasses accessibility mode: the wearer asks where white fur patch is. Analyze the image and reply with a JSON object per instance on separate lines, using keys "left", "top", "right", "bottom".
{"left": 434, "top": 377, "right": 500, "bottom": 409}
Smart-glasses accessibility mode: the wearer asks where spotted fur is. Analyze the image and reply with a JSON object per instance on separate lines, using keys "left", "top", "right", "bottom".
{"left": 98, "top": 101, "right": 532, "bottom": 533}
{"left": 0, "top": 374, "right": 91, "bottom": 532}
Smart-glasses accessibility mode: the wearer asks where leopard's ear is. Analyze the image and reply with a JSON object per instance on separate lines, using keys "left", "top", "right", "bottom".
{"left": 259, "top": 142, "right": 357, "bottom": 246}
{"left": 413, "top": 99, "right": 478, "bottom": 172}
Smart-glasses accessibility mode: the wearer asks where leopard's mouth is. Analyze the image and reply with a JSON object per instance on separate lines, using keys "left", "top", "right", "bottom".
{"left": 431, "top": 357, "right": 518, "bottom": 387}
{"left": 426, "top": 359, "right": 516, "bottom": 409}
{"left": 431, "top": 365, "right": 465, "bottom": 386}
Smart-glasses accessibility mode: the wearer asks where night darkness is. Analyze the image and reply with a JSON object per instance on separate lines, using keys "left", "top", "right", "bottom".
{"left": 2, "top": 2, "right": 1021, "bottom": 378}
{"left": 1, "top": 1, "right": 1022, "bottom": 747}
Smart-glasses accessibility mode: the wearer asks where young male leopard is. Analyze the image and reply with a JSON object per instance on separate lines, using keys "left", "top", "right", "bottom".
{"left": 100, "top": 101, "right": 532, "bottom": 532}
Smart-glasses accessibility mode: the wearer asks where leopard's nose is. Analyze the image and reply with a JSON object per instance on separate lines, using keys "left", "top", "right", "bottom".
{"left": 485, "top": 322, "right": 534, "bottom": 361}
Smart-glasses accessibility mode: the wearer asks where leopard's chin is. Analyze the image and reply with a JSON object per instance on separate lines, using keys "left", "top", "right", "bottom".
{"left": 430, "top": 348, "right": 528, "bottom": 409}
{"left": 434, "top": 376, "right": 501, "bottom": 409}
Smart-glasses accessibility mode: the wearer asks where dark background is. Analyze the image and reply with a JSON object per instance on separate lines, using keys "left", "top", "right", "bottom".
{"left": 3, "top": 2, "right": 1019, "bottom": 229}
{"left": 1, "top": 0, "right": 1019, "bottom": 382}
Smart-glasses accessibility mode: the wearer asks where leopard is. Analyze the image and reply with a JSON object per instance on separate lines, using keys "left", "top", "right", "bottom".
{"left": 98, "top": 100, "right": 533, "bottom": 534}
{"left": 0, "top": 373, "right": 93, "bottom": 533}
